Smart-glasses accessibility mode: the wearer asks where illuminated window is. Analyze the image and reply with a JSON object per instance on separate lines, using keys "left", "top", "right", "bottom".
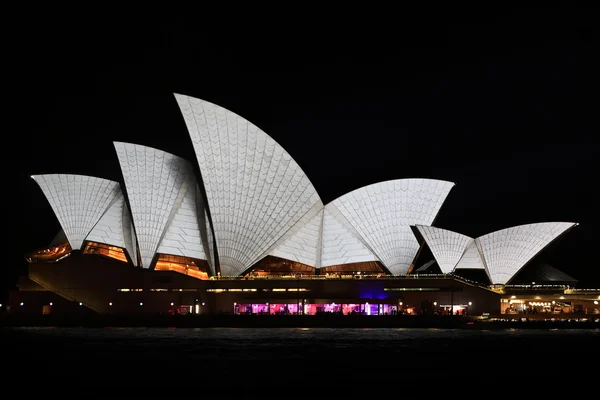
{"left": 154, "top": 254, "right": 210, "bottom": 280}
{"left": 83, "top": 242, "right": 128, "bottom": 263}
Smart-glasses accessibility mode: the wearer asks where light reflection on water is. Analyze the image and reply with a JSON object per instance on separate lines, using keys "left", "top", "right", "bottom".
{"left": 2, "top": 327, "right": 598, "bottom": 385}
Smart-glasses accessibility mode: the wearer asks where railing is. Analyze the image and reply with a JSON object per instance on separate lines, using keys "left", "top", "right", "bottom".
{"left": 212, "top": 273, "right": 492, "bottom": 290}
{"left": 214, "top": 273, "right": 452, "bottom": 281}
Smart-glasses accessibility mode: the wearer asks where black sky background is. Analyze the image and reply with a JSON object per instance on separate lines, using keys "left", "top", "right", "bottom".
{"left": 6, "top": 6, "right": 599, "bottom": 302}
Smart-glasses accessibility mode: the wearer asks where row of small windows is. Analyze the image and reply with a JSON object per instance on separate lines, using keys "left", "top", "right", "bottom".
{"left": 117, "top": 288, "right": 310, "bottom": 292}
{"left": 116, "top": 288, "right": 437, "bottom": 292}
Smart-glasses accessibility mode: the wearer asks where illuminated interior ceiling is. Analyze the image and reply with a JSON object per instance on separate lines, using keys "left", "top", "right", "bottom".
{"left": 174, "top": 94, "right": 323, "bottom": 277}
{"left": 321, "top": 261, "right": 385, "bottom": 274}
{"left": 154, "top": 254, "right": 210, "bottom": 280}
{"left": 414, "top": 225, "right": 473, "bottom": 273}
{"left": 85, "top": 190, "right": 137, "bottom": 262}
{"left": 328, "top": 179, "right": 455, "bottom": 275}
{"left": 114, "top": 142, "right": 208, "bottom": 269}
{"left": 83, "top": 241, "right": 128, "bottom": 263}
{"left": 26, "top": 242, "right": 71, "bottom": 263}
{"left": 245, "top": 255, "right": 315, "bottom": 276}
{"left": 31, "top": 174, "right": 122, "bottom": 251}
{"left": 475, "top": 222, "right": 578, "bottom": 285}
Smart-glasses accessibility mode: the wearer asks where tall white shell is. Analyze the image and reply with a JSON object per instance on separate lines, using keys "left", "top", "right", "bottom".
{"left": 114, "top": 142, "right": 205, "bottom": 269}
{"left": 174, "top": 94, "right": 323, "bottom": 276}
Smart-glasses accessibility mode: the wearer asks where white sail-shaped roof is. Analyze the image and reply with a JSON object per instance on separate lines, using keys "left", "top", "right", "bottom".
{"left": 31, "top": 174, "right": 122, "bottom": 251}
{"left": 156, "top": 183, "right": 207, "bottom": 261}
{"left": 328, "top": 179, "right": 455, "bottom": 275}
{"left": 475, "top": 222, "right": 578, "bottom": 285}
{"left": 174, "top": 94, "right": 323, "bottom": 276}
{"left": 454, "top": 240, "right": 486, "bottom": 270}
{"left": 86, "top": 190, "right": 137, "bottom": 261}
{"left": 269, "top": 207, "right": 324, "bottom": 267}
{"left": 414, "top": 225, "right": 473, "bottom": 274}
{"left": 320, "top": 206, "right": 379, "bottom": 267}
{"left": 114, "top": 142, "right": 200, "bottom": 269}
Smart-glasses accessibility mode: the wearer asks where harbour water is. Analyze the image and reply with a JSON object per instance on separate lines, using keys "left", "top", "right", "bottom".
{"left": 3, "top": 326, "right": 598, "bottom": 392}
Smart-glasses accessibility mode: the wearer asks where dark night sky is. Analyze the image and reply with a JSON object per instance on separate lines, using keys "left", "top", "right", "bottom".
{"left": 6, "top": 6, "right": 599, "bottom": 301}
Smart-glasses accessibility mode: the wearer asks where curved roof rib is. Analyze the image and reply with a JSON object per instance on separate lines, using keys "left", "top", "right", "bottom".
{"left": 174, "top": 94, "right": 323, "bottom": 276}
{"left": 414, "top": 225, "right": 473, "bottom": 274}
{"left": 114, "top": 142, "right": 206, "bottom": 269}
{"left": 328, "top": 178, "right": 455, "bottom": 275}
{"left": 31, "top": 174, "right": 122, "bottom": 251}
{"left": 86, "top": 190, "right": 137, "bottom": 262}
{"left": 475, "top": 221, "right": 578, "bottom": 285}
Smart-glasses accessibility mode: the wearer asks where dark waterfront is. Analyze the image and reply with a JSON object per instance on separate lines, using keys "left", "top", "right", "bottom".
{"left": 3, "top": 327, "right": 598, "bottom": 392}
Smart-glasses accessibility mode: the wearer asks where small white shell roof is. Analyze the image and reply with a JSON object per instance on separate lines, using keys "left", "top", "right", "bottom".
{"left": 415, "top": 222, "right": 578, "bottom": 285}
{"left": 414, "top": 225, "right": 473, "bottom": 274}
{"left": 114, "top": 141, "right": 206, "bottom": 269}
{"left": 31, "top": 174, "right": 122, "bottom": 251}
{"left": 174, "top": 94, "right": 323, "bottom": 276}
{"left": 475, "top": 221, "right": 577, "bottom": 285}
{"left": 328, "top": 178, "right": 455, "bottom": 275}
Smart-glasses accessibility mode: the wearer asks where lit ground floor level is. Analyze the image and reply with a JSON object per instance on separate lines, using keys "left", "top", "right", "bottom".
{"left": 4, "top": 255, "right": 599, "bottom": 326}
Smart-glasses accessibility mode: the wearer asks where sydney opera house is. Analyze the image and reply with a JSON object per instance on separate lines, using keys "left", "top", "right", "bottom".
{"left": 7, "top": 94, "right": 600, "bottom": 319}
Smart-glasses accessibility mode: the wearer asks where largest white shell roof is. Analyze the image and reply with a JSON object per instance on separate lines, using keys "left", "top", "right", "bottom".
{"left": 174, "top": 94, "right": 323, "bottom": 276}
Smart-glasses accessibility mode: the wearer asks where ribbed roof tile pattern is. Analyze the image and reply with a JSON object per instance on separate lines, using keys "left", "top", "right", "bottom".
{"left": 475, "top": 222, "right": 577, "bottom": 285}
{"left": 157, "top": 183, "right": 207, "bottom": 261}
{"left": 270, "top": 207, "right": 324, "bottom": 267}
{"left": 330, "top": 179, "right": 455, "bottom": 275}
{"left": 454, "top": 240, "right": 486, "bottom": 270}
{"left": 114, "top": 142, "right": 197, "bottom": 269}
{"left": 174, "top": 94, "right": 323, "bottom": 276}
{"left": 86, "top": 191, "right": 137, "bottom": 261}
{"left": 414, "top": 225, "right": 473, "bottom": 273}
{"left": 32, "top": 174, "right": 121, "bottom": 251}
{"left": 321, "top": 206, "right": 379, "bottom": 267}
